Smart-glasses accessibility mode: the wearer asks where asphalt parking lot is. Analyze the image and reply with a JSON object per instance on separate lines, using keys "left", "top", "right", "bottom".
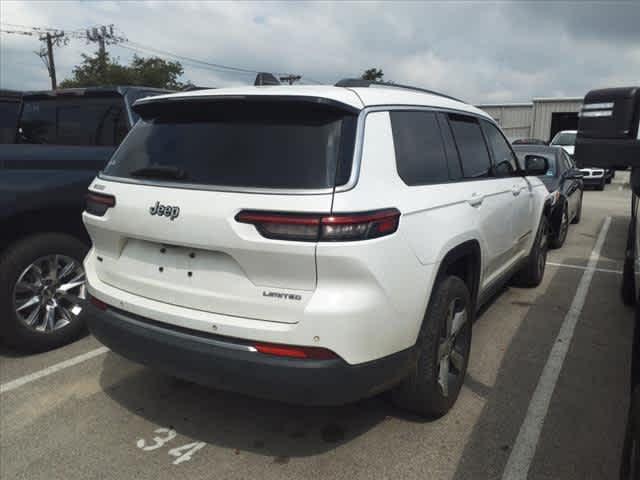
{"left": 0, "top": 174, "right": 635, "bottom": 480}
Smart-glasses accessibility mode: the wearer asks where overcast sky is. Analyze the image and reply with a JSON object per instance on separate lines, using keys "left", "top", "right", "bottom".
{"left": 1, "top": 1, "right": 639, "bottom": 103}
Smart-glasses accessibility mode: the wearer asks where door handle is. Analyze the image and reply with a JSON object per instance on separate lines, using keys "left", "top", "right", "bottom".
{"left": 468, "top": 193, "right": 484, "bottom": 207}
{"left": 511, "top": 186, "right": 521, "bottom": 196}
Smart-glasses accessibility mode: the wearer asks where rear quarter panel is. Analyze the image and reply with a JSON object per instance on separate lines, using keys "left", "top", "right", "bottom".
{"left": 327, "top": 111, "right": 485, "bottom": 359}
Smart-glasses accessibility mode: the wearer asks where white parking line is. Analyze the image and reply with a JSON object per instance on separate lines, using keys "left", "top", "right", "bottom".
{"left": 547, "top": 261, "right": 622, "bottom": 275}
{"left": 501, "top": 216, "right": 611, "bottom": 480}
{"left": 0, "top": 346, "right": 109, "bottom": 394}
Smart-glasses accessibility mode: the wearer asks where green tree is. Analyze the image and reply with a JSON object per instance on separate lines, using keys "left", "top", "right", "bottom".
{"left": 60, "top": 51, "right": 191, "bottom": 89}
{"left": 361, "top": 68, "right": 384, "bottom": 82}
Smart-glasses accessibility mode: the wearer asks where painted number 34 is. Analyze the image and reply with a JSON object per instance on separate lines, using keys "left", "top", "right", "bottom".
{"left": 137, "top": 428, "right": 206, "bottom": 465}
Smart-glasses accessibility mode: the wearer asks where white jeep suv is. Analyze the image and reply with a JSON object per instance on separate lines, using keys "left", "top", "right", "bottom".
{"left": 82, "top": 80, "right": 549, "bottom": 417}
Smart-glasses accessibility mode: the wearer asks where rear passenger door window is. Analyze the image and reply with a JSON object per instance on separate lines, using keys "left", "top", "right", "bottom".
{"left": 480, "top": 120, "right": 520, "bottom": 177}
{"left": 57, "top": 98, "right": 127, "bottom": 146}
{"left": 447, "top": 114, "right": 492, "bottom": 179}
{"left": 19, "top": 97, "right": 126, "bottom": 146}
{"left": 390, "top": 111, "right": 450, "bottom": 185}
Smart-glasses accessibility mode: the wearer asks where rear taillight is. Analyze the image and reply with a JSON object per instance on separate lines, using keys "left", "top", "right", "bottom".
{"left": 236, "top": 208, "right": 400, "bottom": 242}
{"left": 254, "top": 342, "right": 337, "bottom": 360}
{"left": 85, "top": 192, "right": 116, "bottom": 217}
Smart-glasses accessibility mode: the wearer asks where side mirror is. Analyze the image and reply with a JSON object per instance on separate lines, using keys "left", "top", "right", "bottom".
{"left": 524, "top": 155, "right": 549, "bottom": 176}
{"left": 566, "top": 170, "right": 584, "bottom": 180}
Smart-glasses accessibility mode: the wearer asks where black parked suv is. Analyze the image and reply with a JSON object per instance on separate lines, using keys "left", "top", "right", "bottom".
{"left": 0, "top": 86, "right": 169, "bottom": 351}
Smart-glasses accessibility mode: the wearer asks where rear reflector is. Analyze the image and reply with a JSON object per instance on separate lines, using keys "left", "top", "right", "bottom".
{"left": 85, "top": 192, "right": 116, "bottom": 217}
{"left": 254, "top": 342, "right": 338, "bottom": 360}
{"left": 236, "top": 208, "right": 400, "bottom": 242}
{"left": 89, "top": 294, "right": 108, "bottom": 311}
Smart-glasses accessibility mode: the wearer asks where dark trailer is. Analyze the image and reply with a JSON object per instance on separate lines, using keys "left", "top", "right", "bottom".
{"left": 574, "top": 86, "right": 640, "bottom": 479}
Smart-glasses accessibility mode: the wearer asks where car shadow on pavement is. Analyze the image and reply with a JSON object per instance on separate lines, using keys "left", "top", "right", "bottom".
{"left": 98, "top": 352, "right": 428, "bottom": 459}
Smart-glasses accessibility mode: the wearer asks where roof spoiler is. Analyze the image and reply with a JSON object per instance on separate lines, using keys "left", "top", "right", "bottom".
{"left": 132, "top": 94, "right": 361, "bottom": 119}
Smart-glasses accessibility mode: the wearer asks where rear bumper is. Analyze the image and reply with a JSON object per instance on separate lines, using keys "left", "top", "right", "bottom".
{"left": 84, "top": 303, "right": 416, "bottom": 406}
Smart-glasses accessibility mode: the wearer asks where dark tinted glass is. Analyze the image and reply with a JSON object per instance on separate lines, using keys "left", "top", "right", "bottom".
{"left": 481, "top": 120, "right": 519, "bottom": 177}
{"left": 56, "top": 98, "right": 126, "bottom": 146}
{"left": 0, "top": 101, "right": 20, "bottom": 143}
{"left": 390, "top": 111, "right": 449, "bottom": 185}
{"left": 448, "top": 114, "right": 491, "bottom": 179}
{"left": 19, "top": 97, "right": 125, "bottom": 146}
{"left": 104, "top": 101, "right": 357, "bottom": 189}
{"left": 18, "top": 100, "right": 56, "bottom": 144}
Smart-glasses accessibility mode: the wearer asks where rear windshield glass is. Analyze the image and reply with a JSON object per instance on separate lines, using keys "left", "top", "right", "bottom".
{"left": 103, "top": 101, "right": 357, "bottom": 189}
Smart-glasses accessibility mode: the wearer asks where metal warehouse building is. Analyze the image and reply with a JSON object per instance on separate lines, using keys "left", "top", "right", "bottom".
{"left": 477, "top": 97, "right": 583, "bottom": 143}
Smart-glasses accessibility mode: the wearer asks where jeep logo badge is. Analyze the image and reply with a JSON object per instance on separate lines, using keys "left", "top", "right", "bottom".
{"left": 149, "top": 201, "right": 180, "bottom": 221}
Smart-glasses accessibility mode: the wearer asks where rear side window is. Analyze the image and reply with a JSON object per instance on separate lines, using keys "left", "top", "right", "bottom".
{"left": 0, "top": 100, "right": 21, "bottom": 143}
{"left": 481, "top": 120, "right": 519, "bottom": 177}
{"left": 390, "top": 111, "right": 449, "bottom": 185}
{"left": 19, "top": 96, "right": 127, "bottom": 146}
{"left": 448, "top": 114, "right": 491, "bottom": 179}
{"left": 104, "top": 101, "right": 357, "bottom": 190}
{"left": 18, "top": 100, "right": 56, "bottom": 144}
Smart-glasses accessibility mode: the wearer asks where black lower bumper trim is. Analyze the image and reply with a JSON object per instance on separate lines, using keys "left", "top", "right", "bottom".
{"left": 84, "top": 304, "right": 416, "bottom": 406}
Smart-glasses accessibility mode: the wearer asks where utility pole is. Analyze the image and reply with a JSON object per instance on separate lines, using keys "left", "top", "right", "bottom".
{"left": 37, "top": 31, "right": 67, "bottom": 89}
{"left": 279, "top": 74, "right": 302, "bottom": 85}
{"left": 85, "top": 25, "right": 125, "bottom": 77}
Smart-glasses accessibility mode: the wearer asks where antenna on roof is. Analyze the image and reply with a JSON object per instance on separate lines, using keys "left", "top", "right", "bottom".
{"left": 334, "top": 78, "right": 464, "bottom": 103}
{"left": 254, "top": 73, "right": 281, "bottom": 86}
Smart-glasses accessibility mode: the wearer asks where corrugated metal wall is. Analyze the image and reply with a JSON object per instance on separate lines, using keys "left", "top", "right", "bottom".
{"left": 478, "top": 99, "right": 584, "bottom": 142}
{"left": 530, "top": 99, "right": 583, "bottom": 141}
{"left": 477, "top": 104, "right": 533, "bottom": 141}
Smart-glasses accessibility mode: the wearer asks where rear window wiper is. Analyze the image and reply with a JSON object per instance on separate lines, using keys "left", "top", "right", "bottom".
{"left": 129, "top": 165, "right": 187, "bottom": 180}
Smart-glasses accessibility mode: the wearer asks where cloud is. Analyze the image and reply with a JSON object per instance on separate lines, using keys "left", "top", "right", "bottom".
{"left": 1, "top": 0, "right": 639, "bottom": 102}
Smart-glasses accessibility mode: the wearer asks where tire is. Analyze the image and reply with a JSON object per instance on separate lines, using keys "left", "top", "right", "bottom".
{"left": 549, "top": 203, "right": 569, "bottom": 249}
{"left": 513, "top": 215, "right": 549, "bottom": 287}
{"left": 598, "top": 179, "right": 605, "bottom": 191}
{"left": 391, "top": 275, "right": 472, "bottom": 418}
{"left": 0, "top": 233, "right": 89, "bottom": 352}
{"left": 571, "top": 192, "right": 582, "bottom": 224}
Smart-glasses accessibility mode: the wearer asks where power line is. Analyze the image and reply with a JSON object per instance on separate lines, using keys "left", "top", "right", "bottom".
{"left": 1, "top": 22, "right": 319, "bottom": 85}
{"left": 1, "top": 24, "right": 69, "bottom": 88}
{"left": 113, "top": 43, "right": 249, "bottom": 77}
{"left": 127, "top": 40, "right": 272, "bottom": 75}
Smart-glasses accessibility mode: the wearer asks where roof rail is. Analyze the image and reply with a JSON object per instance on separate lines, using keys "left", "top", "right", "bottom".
{"left": 334, "top": 78, "right": 464, "bottom": 103}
